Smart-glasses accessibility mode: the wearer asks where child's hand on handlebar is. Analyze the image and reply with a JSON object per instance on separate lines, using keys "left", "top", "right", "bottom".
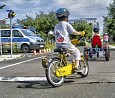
{"left": 81, "top": 31, "right": 85, "bottom": 36}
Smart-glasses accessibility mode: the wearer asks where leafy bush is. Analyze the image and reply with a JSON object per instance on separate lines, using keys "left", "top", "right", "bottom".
{"left": 45, "top": 42, "right": 55, "bottom": 50}
{"left": 78, "top": 41, "right": 86, "bottom": 46}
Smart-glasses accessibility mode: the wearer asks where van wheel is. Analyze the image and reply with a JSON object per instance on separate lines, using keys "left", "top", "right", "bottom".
{"left": 21, "top": 44, "right": 30, "bottom": 53}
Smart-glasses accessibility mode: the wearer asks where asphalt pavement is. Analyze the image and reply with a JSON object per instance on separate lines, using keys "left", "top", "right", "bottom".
{"left": 0, "top": 46, "right": 115, "bottom": 98}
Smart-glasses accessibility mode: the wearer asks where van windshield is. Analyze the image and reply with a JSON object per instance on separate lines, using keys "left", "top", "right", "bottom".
{"left": 21, "top": 29, "right": 36, "bottom": 36}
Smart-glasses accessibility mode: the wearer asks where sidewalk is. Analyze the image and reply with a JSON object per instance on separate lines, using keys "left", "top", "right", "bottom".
{"left": 109, "top": 45, "right": 115, "bottom": 49}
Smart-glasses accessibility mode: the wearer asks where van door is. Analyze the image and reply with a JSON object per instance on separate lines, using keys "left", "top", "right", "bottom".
{"left": 1, "top": 30, "right": 11, "bottom": 50}
{"left": 1, "top": 30, "right": 10, "bottom": 43}
{"left": 12, "top": 30, "right": 23, "bottom": 49}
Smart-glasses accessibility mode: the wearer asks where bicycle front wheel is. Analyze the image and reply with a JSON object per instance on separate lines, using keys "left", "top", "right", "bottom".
{"left": 46, "top": 58, "right": 65, "bottom": 87}
{"left": 78, "top": 56, "right": 89, "bottom": 77}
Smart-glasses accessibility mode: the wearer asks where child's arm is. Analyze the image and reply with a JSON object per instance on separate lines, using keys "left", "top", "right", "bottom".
{"left": 72, "top": 31, "right": 81, "bottom": 36}
{"left": 72, "top": 31, "right": 85, "bottom": 36}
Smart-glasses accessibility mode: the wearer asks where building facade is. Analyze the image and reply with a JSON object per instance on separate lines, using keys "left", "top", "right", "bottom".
{"left": 69, "top": 17, "right": 99, "bottom": 28}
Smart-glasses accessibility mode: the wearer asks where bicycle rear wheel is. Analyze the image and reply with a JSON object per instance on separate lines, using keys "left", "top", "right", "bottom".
{"left": 105, "top": 47, "right": 110, "bottom": 61}
{"left": 78, "top": 56, "right": 89, "bottom": 77}
{"left": 46, "top": 58, "right": 65, "bottom": 87}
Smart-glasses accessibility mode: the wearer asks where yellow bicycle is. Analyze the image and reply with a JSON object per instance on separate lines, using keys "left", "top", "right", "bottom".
{"left": 42, "top": 36, "right": 89, "bottom": 87}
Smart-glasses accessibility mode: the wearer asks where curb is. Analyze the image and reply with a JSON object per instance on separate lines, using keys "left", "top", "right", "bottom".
{"left": 109, "top": 45, "right": 115, "bottom": 50}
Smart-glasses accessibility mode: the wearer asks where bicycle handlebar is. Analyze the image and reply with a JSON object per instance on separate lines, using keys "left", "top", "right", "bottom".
{"left": 70, "top": 35, "right": 84, "bottom": 45}
{"left": 78, "top": 36, "right": 83, "bottom": 41}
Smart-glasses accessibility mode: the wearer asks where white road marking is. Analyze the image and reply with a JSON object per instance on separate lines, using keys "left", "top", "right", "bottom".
{"left": 0, "top": 76, "right": 47, "bottom": 82}
{"left": 0, "top": 56, "right": 42, "bottom": 70}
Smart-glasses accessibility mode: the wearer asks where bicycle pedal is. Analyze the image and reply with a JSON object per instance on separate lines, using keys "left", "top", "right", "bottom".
{"left": 74, "top": 68, "right": 81, "bottom": 73}
{"left": 77, "top": 71, "right": 82, "bottom": 74}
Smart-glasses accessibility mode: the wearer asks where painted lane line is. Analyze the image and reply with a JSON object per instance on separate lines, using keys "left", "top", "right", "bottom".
{"left": 0, "top": 76, "right": 47, "bottom": 82}
{"left": 0, "top": 56, "right": 42, "bottom": 70}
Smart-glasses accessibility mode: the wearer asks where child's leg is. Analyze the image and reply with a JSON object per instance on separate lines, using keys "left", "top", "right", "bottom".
{"left": 67, "top": 44, "right": 81, "bottom": 68}
{"left": 75, "top": 60, "right": 80, "bottom": 69}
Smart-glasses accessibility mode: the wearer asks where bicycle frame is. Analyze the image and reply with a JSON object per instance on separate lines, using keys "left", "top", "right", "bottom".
{"left": 55, "top": 52, "right": 75, "bottom": 77}
{"left": 55, "top": 53, "right": 87, "bottom": 77}
{"left": 58, "top": 52, "right": 68, "bottom": 66}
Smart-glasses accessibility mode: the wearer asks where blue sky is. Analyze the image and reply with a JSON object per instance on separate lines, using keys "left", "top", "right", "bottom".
{"left": 0, "top": 0, "right": 113, "bottom": 33}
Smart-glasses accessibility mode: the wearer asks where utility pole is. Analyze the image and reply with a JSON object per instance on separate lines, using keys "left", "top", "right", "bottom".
{"left": 6, "top": 10, "right": 16, "bottom": 58}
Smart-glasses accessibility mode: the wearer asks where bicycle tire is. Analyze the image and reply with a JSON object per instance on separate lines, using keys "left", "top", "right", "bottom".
{"left": 46, "top": 57, "right": 65, "bottom": 87}
{"left": 83, "top": 50, "right": 88, "bottom": 60}
{"left": 105, "top": 47, "right": 110, "bottom": 61}
{"left": 78, "top": 56, "right": 89, "bottom": 77}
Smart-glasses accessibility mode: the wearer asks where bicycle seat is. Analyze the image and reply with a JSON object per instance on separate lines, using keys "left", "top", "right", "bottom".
{"left": 54, "top": 48, "right": 67, "bottom": 53}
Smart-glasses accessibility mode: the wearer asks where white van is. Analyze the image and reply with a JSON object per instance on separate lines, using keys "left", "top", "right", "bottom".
{"left": 0, "top": 29, "right": 45, "bottom": 53}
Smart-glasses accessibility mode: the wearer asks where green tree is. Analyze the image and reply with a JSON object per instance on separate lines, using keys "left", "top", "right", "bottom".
{"left": 72, "top": 21, "right": 92, "bottom": 39}
{"left": 0, "top": 25, "right": 9, "bottom": 29}
{"left": 16, "top": 11, "right": 93, "bottom": 41}
{"left": 103, "top": 0, "right": 115, "bottom": 41}
{"left": 16, "top": 11, "right": 58, "bottom": 41}
{"left": 16, "top": 15, "right": 34, "bottom": 27}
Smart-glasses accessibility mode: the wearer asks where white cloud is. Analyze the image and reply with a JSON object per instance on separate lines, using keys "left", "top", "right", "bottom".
{"left": 0, "top": 0, "right": 113, "bottom": 33}
{"left": 1, "top": 0, "right": 112, "bottom": 18}
{"left": 51, "top": 0, "right": 113, "bottom": 17}
{"left": 9, "top": 0, "right": 25, "bottom": 4}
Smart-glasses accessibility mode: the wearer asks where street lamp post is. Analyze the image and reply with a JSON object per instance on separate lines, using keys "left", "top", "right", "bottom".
{"left": 10, "top": 15, "right": 13, "bottom": 58}
{"left": 6, "top": 10, "right": 16, "bottom": 58}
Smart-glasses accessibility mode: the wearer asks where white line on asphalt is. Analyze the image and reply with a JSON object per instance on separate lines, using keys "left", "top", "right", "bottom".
{"left": 0, "top": 77, "right": 47, "bottom": 82}
{"left": 0, "top": 76, "right": 47, "bottom": 82}
{"left": 0, "top": 56, "right": 42, "bottom": 70}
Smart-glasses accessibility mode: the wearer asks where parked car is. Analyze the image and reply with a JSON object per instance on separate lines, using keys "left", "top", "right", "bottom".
{"left": 0, "top": 29, "right": 45, "bottom": 53}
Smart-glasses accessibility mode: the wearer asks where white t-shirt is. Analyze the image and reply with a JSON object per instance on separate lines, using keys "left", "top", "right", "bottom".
{"left": 54, "top": 21, "right": 76, "bottom": 44}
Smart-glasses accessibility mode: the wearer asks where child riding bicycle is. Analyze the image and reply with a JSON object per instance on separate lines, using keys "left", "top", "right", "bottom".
{"left": 91, "top": 27, "right": 102, "bottom": 48}
{"left": 103, "top": 33, "right": 109, "bottom": 46}
{"left": 54, "top": 8, "right": 85, "bottom": 71}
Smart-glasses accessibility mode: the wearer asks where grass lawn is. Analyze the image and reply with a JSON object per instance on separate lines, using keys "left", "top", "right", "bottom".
{"left": 109, "top": 42, "right": 115, "bottom": 46}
